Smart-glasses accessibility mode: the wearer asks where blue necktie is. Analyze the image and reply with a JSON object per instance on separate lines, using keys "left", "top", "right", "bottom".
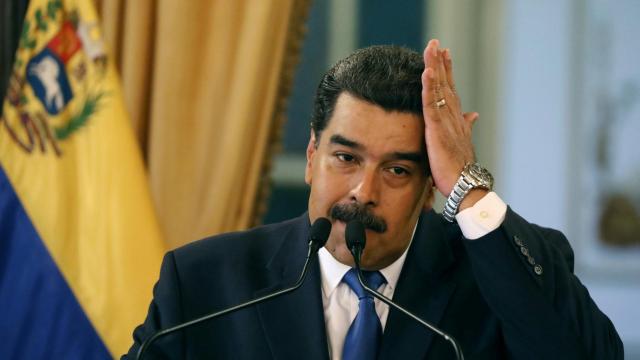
{"left": 342, "top": 268, "right": 387, "bottom": 360}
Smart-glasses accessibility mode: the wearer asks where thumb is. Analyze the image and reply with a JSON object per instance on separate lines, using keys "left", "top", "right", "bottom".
{"left": 463, "top": 112, "right": 479, "bottom": 125}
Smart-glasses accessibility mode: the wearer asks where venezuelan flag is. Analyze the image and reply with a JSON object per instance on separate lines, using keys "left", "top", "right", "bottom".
{"left": 0, "top": 0, "right": 165, "bottom": 358}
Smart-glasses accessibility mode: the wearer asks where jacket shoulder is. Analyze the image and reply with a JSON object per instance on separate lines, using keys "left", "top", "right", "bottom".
{"left": 170, "top": 215, "right": 307, "bottom": 273}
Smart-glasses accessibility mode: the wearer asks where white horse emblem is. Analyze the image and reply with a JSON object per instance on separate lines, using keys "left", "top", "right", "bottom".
{"left": 29, "top": 55, "right": 64, "bottom": 112}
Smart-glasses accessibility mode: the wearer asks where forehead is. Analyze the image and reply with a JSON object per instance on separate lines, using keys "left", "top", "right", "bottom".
{"left": 322, "top": 93, "right": 425, "bottom": 154}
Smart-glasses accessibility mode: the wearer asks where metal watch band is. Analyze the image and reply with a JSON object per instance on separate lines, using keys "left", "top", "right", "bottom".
{"left": 442, "top": 163, "right": 493, "bottom": 222}
{"left": 442, "top": 176, "right": 473, "bottom": 222}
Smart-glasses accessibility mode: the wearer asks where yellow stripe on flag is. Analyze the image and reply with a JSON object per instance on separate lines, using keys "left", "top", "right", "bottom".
{"left": 0, "top": 0, "right": 165, "bottom": 356}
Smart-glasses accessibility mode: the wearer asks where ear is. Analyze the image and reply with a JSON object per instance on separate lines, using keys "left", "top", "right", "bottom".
{"left": 422, "top": 177, "right": 435, "bottom": 211}
{"left": 305, "top": 131, "right": 317, "bottom": 185}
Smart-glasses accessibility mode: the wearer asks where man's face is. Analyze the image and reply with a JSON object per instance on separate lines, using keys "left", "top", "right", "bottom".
{"left": 306, "top": 92, "right": 431, "bottom": 270}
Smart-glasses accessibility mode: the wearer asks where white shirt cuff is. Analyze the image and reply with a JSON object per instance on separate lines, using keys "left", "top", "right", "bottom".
{"left": 455, "top": 191, "right": 507, "bottom": 240}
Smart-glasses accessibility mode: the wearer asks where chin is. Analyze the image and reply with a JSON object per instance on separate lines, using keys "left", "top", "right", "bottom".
{"left": 325, "top": 239, "right": 356, "bottom": 267}
{"left": 336, "top": 245, "right": 356, "bottom": 266}
{"left": 358, "top": 255, "right": 383, "bottom": 271}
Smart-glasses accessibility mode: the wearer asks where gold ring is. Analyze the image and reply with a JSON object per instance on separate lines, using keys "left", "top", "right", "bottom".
{"left": 436, "top": 98, "right": 446, "bottom": 108}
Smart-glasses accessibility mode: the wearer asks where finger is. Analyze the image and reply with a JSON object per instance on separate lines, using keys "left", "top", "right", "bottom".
{"left": 422, "top": 67, "right": 441, "bottom": 117}
{"left": 437, "top": 48, "right": 461, "bottom": 116}
{"left": 425, "top": 40, "right": 442, "bottom": 89}
{"left": 422, "top": 40, "right": 443, "bottom": 113}
{"left": 437, "top": 49, "right": 448, "bottom": 87}
{"left": 423, "top": 39, "right": 439, "bottom": 70}
{"left": 443, "top": 49, "right": 462, "bottom": 110}
{"left": 443, "top": 49, "right": 457, "bottom": 93}
{"left": 463, "top": 112, "right": 479, "bottom": 125}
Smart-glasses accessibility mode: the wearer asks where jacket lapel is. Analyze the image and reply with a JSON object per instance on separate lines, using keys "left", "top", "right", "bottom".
{"left": 255, "top": 214, "right": 330, "bottom": 360}
{"left": 378, "top": 210, "right": 460, "bottom": 360}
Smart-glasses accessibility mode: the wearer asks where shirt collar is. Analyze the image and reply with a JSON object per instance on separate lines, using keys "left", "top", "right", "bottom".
{"left": 318, "top": 220, "right": 419, "bottom": 297}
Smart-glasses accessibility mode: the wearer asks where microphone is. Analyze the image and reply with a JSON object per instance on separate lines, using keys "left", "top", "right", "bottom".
{"left": 136, "top": 217, "right": 332, "bottom": 360}
{"left": 345, "top": 220, "right": 464, "bottom": 360}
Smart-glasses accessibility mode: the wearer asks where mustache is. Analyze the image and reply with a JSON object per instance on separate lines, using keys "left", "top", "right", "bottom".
{"left": 329, "top": 203, "right": 387, "bottom": 233}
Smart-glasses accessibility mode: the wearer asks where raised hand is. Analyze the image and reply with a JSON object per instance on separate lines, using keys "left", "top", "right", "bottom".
{"left": 421, "top": 39, "right": 479, "bottom": 200}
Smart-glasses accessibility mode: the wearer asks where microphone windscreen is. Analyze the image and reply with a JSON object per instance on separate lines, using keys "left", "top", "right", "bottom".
{"left": 310, "top": 217, "right": 332, "bottom": 247}
{"left": 345, "top": 220, "right": 366, "bottom": 251}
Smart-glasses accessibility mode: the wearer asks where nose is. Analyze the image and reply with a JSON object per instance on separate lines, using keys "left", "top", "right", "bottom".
{"left": 350, "top": 166, "right": 379, "bottom": 206}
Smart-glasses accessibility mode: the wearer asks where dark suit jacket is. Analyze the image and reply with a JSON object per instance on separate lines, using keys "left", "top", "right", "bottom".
{"left": 124, "top": 209, "right": 623, "bottom": 359}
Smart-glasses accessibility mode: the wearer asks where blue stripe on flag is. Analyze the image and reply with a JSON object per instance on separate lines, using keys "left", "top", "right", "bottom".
{"left": 0, "top": 165, "right": 111, "bottom": 360}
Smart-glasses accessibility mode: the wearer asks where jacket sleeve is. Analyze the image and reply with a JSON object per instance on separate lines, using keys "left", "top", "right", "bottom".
{"left": 122, "top": 251, "right": 184, "bottom": 360}
{"left": 463, "top": 207, "right": 624, "bottom": 360}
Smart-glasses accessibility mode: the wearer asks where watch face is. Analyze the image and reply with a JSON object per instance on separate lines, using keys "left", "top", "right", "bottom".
{"left": 467, "top": 163, "right": 494, "bottom": 189}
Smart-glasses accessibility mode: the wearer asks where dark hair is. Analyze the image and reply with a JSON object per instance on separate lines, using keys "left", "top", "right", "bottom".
{"left": 311, "top": 45, "right": 424, "bottom": 138}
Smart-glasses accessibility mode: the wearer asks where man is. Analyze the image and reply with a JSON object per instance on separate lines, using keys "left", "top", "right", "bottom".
{"left": 124, "top": 40, "right": 623, "bottom": 359}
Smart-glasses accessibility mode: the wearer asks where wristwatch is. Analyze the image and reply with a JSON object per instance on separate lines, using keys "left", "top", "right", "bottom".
{"left": 442, "top": 163, "right": 494, "bottom": 222}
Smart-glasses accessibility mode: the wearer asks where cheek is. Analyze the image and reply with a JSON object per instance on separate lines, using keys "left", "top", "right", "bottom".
{"left": 309, "top": 163, "right": 351, "bottom": 209}
{"left": 381, "top": 185, "right": 427, "bottom": 224}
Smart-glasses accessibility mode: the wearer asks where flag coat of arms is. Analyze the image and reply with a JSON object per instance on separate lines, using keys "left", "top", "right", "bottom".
{"left": 0, "top": 0, "right": 166, "bottom": 358}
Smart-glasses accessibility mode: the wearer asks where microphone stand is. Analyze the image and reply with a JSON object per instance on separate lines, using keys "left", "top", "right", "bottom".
{"left": 351, "top": 247, "right": 464, "bottom": 360}
{"left": 136, "top": 239, "right": 321, "bottom": 360}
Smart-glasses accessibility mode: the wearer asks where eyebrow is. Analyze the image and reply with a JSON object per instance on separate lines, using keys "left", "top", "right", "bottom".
{"left": 329, "top": 134, "right": 362, "bottom": 149}
{"left": 329, "top": 134, "right": 425, "bottom": 164}
{"left": 391, "top": 151, "right": 425, "bottom": 164}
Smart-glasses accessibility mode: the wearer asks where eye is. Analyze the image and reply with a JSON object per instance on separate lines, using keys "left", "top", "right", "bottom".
{"left": 336, "top": 153, "right": 355, "bottom": 162}
{"left": 387, "top": 166, "right": 410, "bottom": 176}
